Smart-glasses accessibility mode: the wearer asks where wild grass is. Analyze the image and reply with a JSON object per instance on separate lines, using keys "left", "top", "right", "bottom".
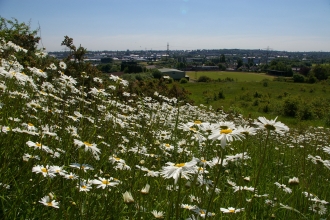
{"left": 1, "top": 39, "right": 330, "bottom": 220}
{"left": 181, "top": 78, "right": 330, "bottom": 128}
{"left": 186, "top": 71, "right": 275, "bottom": 82}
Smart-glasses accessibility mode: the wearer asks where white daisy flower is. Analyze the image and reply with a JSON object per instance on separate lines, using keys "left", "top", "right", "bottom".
{"left": 160, "top": 158, "right": 198, "bottom": 184}
{"left": 39, "top": 195, "right": 59, "bottom": 208}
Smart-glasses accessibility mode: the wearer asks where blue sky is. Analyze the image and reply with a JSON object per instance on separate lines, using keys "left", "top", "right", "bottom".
{"left": 1, "top": 0, "right": 330, "bottom": 52}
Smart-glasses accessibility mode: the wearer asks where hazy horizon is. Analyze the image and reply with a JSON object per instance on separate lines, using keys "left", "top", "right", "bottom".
{"left": 1, "top": 0, "right": 330, "bottom": 52}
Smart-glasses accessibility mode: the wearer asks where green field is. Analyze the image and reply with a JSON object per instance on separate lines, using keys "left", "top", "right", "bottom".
{"left": 181, "top": 72, "right": 330, "bottom": 127}
{"left": 186, "top": 71, "right": 275, "bottom": 82}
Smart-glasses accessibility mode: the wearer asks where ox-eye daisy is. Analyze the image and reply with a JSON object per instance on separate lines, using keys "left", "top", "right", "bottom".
{"left": 39, "top": 195, "right": 59, "bottom": 208}
{"left": 255, "top": 116, "right": 289, "bottom": 134}
{"left": 208, "top": 122, "right": 244, "bottom": 148}
{"left": 220, "top": 207, "right": 244, "bottom": 213}
{"left": 92, "top": 177, "right": 120, "bottom": 189}
{"left": 160, "top": 158, "right": 198, "bottom": 184}
{"left": 151, "top": 210, "right": 165, "bottom": 218}
{"left": 73, "top": 139, "right": 100, "bottom": 155}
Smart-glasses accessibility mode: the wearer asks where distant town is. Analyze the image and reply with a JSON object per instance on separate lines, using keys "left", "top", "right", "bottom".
{"left": 49, "top": 48, "right": 330, "bottom": 71}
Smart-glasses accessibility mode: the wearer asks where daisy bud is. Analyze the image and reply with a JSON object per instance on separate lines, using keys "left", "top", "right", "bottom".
{"left": 123, "top": 191, "right": 134, "bottom": 204}
{"left": 141, "top": 184, "right": 150, "bottom": 194}
{"left": 288, "top": 177, "right": 299, "bottom": 186}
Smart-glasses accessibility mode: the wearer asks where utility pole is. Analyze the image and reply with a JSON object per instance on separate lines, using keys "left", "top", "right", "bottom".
{"left": 167, "top": 42, "right": 169, "bottom": 61}
{"left": 264, "top": 46, "right": 273, "bottom": 65}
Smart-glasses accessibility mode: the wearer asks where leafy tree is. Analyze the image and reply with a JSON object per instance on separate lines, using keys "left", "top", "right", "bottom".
{"left": 151, "top": 69, "right": 162, "bottom": 79}
{"left": 0, "top": 17, "right": 42, "bottom": 67}
{"left": 100, "top": 57, "right": 113, "bottom": 63}
{"left": 299, "top": 66, "right": 311, "bottom": 76}
{"left": 220, "top": 54, "right": 226, "bottom": 63}
{"left": 61, "top": 35, "right": 102, "bottom": 90}
{"left": 0, "top": 17, "right": 40, "bottom": 52}
{"left": 293, "top": 73, "right": 305, "bottom": 83}
{"left": 311, "top": 64, "right": 329, "bottom": 81}
{"left": 218, "top": 63, "right": 226, "bottom": 71}
{"left": 236, "top": 58, "right": 243, "bottom": 69}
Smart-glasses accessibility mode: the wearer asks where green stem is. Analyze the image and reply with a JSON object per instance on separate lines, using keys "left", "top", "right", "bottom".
{"left": 175, "top": 174, "right": 182, "bottom": 220}
{"left": 247, "top": 131, "right": 270, "bottom": 217}
{"left": 205, "top": 148, "right": 225, "bottom": 220}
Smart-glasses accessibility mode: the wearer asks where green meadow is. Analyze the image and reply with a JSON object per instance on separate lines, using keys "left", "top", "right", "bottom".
{"left": 181, "top": 72, "right": 330, "bottom": 127}
{"left": 186, "top": 71, "right": 275, "bottom": 82}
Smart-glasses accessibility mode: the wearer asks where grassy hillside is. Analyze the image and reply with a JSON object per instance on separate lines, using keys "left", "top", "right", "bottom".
{"left": 186, "top": 71, "right": 275, "bottom": 82}
{"left": 181, "top": 73, "right": 330, "bottom": 127}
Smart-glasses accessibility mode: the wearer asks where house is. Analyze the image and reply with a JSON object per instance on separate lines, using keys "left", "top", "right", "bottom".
{"left": 158, "top": 68, "right": 188, "bottom": 80}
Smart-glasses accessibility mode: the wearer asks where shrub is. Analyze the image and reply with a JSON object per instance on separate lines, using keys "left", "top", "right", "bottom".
{"left": 283, "top": 97, "right": 300, "bottom": 117}
{"left": 293, "top": 73, "right": 305, "bottom": 83}
{"left": 179, "top": 78, "right": 188, "bottom": 84}
{"left": 197, "top": 75, "right": 212, "bottom": 82}
{"left": 297, "top": 103, "right": 314, "bottom": 120}
{"left": 218, "top": 90, "right": 225, "bottom": 99}
{"left": 262, "top": 79, "right": 269, "bottom": 87}
{"left": 151, "top": 69, "right": 162, "bottom": 79}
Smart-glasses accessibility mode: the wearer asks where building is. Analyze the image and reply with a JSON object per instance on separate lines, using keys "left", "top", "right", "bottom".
{"left": 159, "top": 68, "right": 188, "bottom": 80}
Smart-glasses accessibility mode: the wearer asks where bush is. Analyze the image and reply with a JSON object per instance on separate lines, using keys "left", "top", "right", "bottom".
{"left": 218, "top": 90, "right": 225, "bottom": 99}
{"left": 151, "top": 69, "right": 162, "bottom": 79}
{"left": 180, "top": 78, "right": 188, "bottom": 84}
{"left": 297, "top": 103, "right": 314, "bottom": 120}
{"left": 197, "top": 75, "right": 212, "bottom": 82}
{"left": 283, "top": 97, "right": 300, "bottom": 117}
{"left": 293, "top": 73, "right": 305, "bottom": 83}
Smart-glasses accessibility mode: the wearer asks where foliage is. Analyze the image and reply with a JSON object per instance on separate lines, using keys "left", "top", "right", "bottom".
{"left": 150, "top": 69, "right": 163, "bottom": 79}
{"left": 121, "top": 72, "right": 153, "bottom": 82}
{"left": 179, "top": 78, "right": 188, "bottom": 84}
{"left": 100, "top": 57, "right": 113, "bottom": 63}
{"left": 311, "top": 64, "right": 330, "bottom": 81}
{"left": 218, "top": 63, "right": 226, "bottom": 71}
{"left": 181, "top": 78, "right": 330, "bottom": 126}
{"left": 97, "top": 63, "right": 120, "bottom": 73}
{"left": 197, "top": 75, "right": 212, "bottom": 82}
{"left": 60, "top": 35, "right": 103, "bottom": 90}
{"left": 0, "top": 16, "right": 40, "bottom": 52}
{"left": 120, "top": 61, "right": 145, "bottom": 73}
{"left": 293, "top": 73, "right": 305, "bottom": 83}
{"left": 268, "top": 59, "right": 294, "bottom": 77}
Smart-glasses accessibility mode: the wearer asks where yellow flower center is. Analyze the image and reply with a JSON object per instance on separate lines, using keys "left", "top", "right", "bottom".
{"left": 175, "top": 163, "right": 185, "bottom": 167}
{"left": 81, "top": 185, "right": 87, "bottom": 189}
{"left": 229, "top": 209, "right": 235, "bottom": 213}
{"left": 165, "top": 144, "right": 170, "bottom": 148}
{"left": 47, "top": 202, "right": 53, "bottom": 206}
{"left": 194, "top": 120, "right": 202, "bottom": 124}
{"left": 28, "top": 123, "right": 34, "bottom": 127}
{"left": 189, "top": 127, "right": 196, "bottom": 132}
{"left": 36, "top": 142, "right": 42, "bottom": 147}
{"left": 220, "top": 129, "right": 232, "bottom": 134}
{"left": 102, "top": 180, "right": 109, "bottom": 185}
{"left": 200, "top": 210, "right": 205, "bottom": 214}
{"left": 41, "top": 168, "right": 47, "bottom": 173}
{"left": 83, "top": 142, "right": 92, "bottom": 147}
{"left": 114, "top": 157, "right": 121, "bottom": 161}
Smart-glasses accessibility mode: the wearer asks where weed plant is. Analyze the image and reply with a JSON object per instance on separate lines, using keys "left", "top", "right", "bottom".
{"left": 1, "top": 39, "right": 330, "bottom": 220}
